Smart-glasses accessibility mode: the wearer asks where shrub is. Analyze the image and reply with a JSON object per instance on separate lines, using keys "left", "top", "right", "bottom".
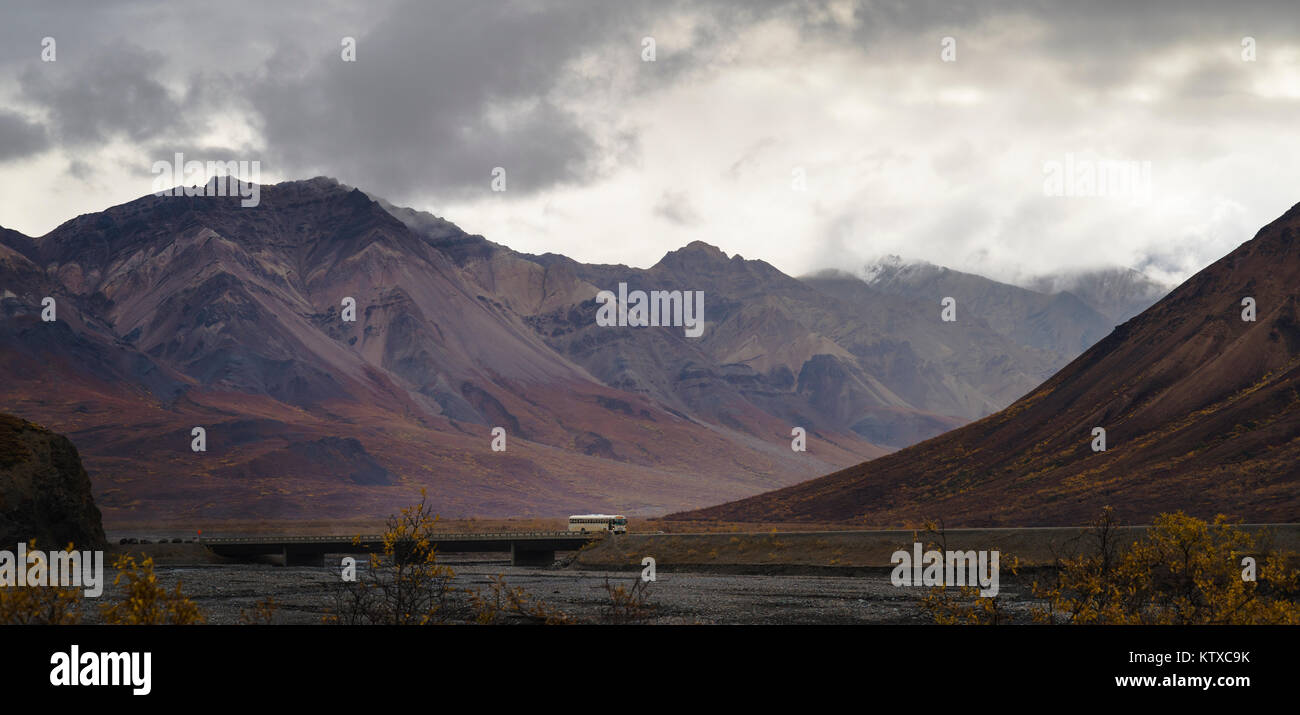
{"left": 1033, "top": 509, "right": 1300, "bottom": 625}
{"left": 325, "top": 488, "right": 457, "bottom": 625}
{"left": 599, "top": 576, "right": 655, "bottom": 624}
{"left": 100, "top": 552, "right": 204, "bottom": 625}
{"left": 920, "top": 509, "right": 1300, "bottom": 625}
{"left": 0, "top": 541, "right": 84, "bottom": 624}
{"left": 468, "top": 574, "right": 573, "bottom": 625}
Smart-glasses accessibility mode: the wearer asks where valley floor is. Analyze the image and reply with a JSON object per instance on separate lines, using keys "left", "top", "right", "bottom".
{"left": 88, "top": 544, "right": 1050, "bottom": 625}
{"left": 114, "top": 558, "right": 1043, "bottom": 625}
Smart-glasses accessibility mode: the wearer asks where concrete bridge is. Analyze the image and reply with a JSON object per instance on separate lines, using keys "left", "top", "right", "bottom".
{"left": 201, "top": 531, "right": 599, "bottom": 566}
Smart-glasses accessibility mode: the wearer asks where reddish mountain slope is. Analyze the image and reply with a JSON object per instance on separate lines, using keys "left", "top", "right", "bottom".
{"left": 1, "top": 179, "right": 879, "bottom": 523}
{"left": 674, "top": 202, "right": 1300, "bottom": 526}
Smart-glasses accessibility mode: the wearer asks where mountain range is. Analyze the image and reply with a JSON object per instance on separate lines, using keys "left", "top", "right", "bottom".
{"left": 0, "top": 177, "right": 1166, "bottom": 524}
{"left": 676, "top": 202, "right": 1300, "bottom": 526}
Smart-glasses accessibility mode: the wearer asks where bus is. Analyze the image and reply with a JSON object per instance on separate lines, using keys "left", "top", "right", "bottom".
{"left": 567, "top": 514, "right": 628, "bottom": 534}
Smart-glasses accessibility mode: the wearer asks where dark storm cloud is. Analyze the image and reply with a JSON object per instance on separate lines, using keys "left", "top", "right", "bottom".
{"left": 0, "top": 110, "right": 48, "bottom": 161}
{"left": 244, "top": 0, "right": 811, "bottom": 201}
{"left": 17, "top": 43, "right": 228, "bottom": 149}
{"left": 10, "top": 0, "right": 1281, "bottom": 197}
{"left": 0, "top": 0, "right": 807, "bottom": 200}
{"left": 4, "top": 0, "right": 1294, "bottom": 167}
{"left": 249, "top": 1, "right": 638, "bottom": 200}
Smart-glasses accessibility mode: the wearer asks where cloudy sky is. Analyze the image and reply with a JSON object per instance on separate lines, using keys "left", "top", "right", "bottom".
{"left": 1, "top": 0, "right": 1299, "bottom": 286}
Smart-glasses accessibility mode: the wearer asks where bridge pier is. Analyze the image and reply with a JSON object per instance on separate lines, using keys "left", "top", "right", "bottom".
{"left": 283, "top": 547, "right": 325, "bottom": 567}
{"left": 510, "top": 543, "right": 555, "bottom": 567}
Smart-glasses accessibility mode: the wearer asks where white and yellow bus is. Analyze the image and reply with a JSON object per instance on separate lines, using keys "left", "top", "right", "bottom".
{"left": 567, "top": 514, "right": 628, "bottom": 534}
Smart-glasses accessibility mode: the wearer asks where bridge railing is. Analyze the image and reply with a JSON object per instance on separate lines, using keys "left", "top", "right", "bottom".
{"left": 200, "top": 531, "right": 597, "bottom": 545}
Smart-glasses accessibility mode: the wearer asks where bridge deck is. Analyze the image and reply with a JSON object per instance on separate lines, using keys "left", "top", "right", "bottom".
{"left": 203, "top": 531, "right": 587, "bottom": 545}
{"left": 201, "top": 531, "right": 601, "bottom": 564}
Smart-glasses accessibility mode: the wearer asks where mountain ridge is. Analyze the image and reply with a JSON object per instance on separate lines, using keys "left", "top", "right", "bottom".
{"left": 2, "top": 178, "right": 879, "bottom": 522}
{"left": 673, "top": 202, "right": 1300, "bottom": 526}
{"left": 0, "top": 176, "right": 1173, "bottom": 522}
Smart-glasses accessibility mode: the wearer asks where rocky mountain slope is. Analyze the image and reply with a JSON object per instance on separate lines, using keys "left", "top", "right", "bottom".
{"left": 858, "top": 256, "right": 1117, "bottom": 361}
{"left": 1, "top": 179, "right": 878, "bottom": 523}
{"left": 674, "top": 203, "right": 1300, "bottom": 527}
{"left": 396, "top": 203, "right": 1143, "bottom": 448}
{"left": 1024, "top": 267, "right": 1173, "bottom": 325}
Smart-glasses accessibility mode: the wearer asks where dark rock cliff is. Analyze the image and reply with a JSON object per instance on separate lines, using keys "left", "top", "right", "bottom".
{"left": 0, "top": 413, "right": 107, "bottom": 549}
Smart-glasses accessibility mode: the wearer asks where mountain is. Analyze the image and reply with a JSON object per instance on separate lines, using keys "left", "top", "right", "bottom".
{"left": 857, "top": 256, "right": 1117, "bottom": 360}
{"left": 1, "top": 178, "right": 882, "bottom": 524}
{"left": 1023, "top": 267, "right": 1173, "bottom": 325}
{"left": 673, "top": 203, "right": 1300, "bottom": 527}
{"left": 1, "top": 176, "right": 1166, "bottom": 525}
{"left": 387, "top": 204, "right": 1075, "bottom": 448}
{"left": 794, "top": 270, "right": 1058, "bottom": 429}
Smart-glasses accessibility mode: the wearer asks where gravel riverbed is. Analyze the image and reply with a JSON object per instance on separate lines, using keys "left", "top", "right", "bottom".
{"left": 106, "top": 556, "right": 1043, "bottom": 625}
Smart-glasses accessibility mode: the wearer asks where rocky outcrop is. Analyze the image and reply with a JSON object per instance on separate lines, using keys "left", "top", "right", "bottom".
{"left": 0, "top": 413, "right": 106, "bottom": 549}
